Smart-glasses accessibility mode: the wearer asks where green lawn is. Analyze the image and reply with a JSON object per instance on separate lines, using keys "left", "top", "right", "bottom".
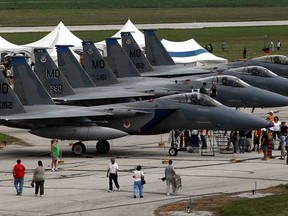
{"left": 1, "top": 7, "right": 288, "bottom": 27}
{"left": 3, "top": 25, "right": 287, "bottom": 62}
{"left": 3, "top": 0, "right": 288, "bottom": 9}
{"left": 222, "top": 193, "right": 288, "bottom": 216}
{"left": 0, "top": 133, "right": 20, "bottom": 144}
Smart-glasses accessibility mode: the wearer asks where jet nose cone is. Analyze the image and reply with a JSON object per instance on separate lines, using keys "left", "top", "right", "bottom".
{"left": 235, "top": 112, "right": 270, "bottom": 130}
{"left": 266, "top": 91, "right": 288, "bottom": 107}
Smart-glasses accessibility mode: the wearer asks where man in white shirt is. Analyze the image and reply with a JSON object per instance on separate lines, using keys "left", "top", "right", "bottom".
{"left": 107, "top": 158, "right": 120, "bottom": 192}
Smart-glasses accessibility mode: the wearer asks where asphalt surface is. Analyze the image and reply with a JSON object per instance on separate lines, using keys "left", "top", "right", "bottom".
{"left": 0, "top": 20, "right": 287, "bottom": 33}
{"left": 0, "top": 106, "right": 288, "bottom": 216}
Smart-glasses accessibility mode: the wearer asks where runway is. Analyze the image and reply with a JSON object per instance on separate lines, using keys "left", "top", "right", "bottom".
{"left": 0, "top": 20, "right": 287, "bottom": 33}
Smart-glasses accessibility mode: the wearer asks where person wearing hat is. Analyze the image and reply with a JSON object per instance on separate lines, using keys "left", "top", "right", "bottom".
{"left": 267, "top": 111, "right": 275, "bottom": 123}
{"left": 261, "top": 128, "right": 269, "bottom": 160}
{"left": 279, "top": 121, "right": 288, "bottom": 161}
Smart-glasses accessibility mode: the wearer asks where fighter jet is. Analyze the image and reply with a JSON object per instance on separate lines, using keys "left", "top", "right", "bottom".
{"left": 101, "top": 37, "right": 288, "bottom": 108}
{"left": 24, "top": 43, "right": 288, "bottom": 112}
{"left": 4, "top": 56, "right": 270, "bottom": 155}
{"left": 218, "top": 66, "right": 288, "bottom": 96}
{"left": 31, "top": 48, "right": 154, "bottom": 106}
{"left": 216, "top": 55, "right": 288, "bottom": 78}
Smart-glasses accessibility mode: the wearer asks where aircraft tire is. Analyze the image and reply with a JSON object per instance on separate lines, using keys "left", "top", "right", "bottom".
{"left": 72, "top": 142, "right": 86, "bottom": 156}
{"left": 169, "top": 147, "right": 178, "bottom": 156}
{"left": 96, "top": 140, "right": 110, "bottom": 154}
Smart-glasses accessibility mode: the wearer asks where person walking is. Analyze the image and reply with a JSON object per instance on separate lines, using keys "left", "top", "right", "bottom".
{"left": 238, "top": 130, "right": 247, "bottom": 153}
{"left": 132, "top": 165, "right": 144, "bottom": 198}
{"left": 50, "top": 139, "right": 60, "bottom": 172}
{"left": 243, "top": 47, "right": 247, "bottom": 59}
{"left": 107, "top": 158, "right": 120, "bottom": 192}
{"left": 272, "top": 116, "right": 281, "bottom": 150}
{"left": 261, "top": 128, "right": 269, "bottom": 160}
{"left": 252, "top": 129, "right": 261, "bottom": 151}
{"left": 277, "top": 40, "right": 281, "bottom": 51}
{"left": 200, "top": 129, "right": 207, "bottom": 149}
{"left": 165, "top": 160, "right": 176, "bottom": 196}
{"left": 221, "top": 40, "right": 226, "bottom": 52}
{"left": 270, "top": 40, "right": 275, "bottom": 52}
{"left": 199, "top": 82, "right": 208, "bottom": 95}
{"left": 32, "top": 161, "right": 45, "bottom": 197}
{"left": 13, "top": 159, "right": 26, "bottom": 196}
{"left": 279, "top": 121, "right": 288, "bottom": 161}
{"left": 245, "top": 130, "right": 252, "bottom": 152}
{"left": 210, "top": 84, "right": 217, "bottom": 98}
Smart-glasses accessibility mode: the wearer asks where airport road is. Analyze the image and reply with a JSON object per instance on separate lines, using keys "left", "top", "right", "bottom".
{"left": 0, "top": 106, "right": 288, "bottom": 216}
{"left": 0, "top": 20, "right": 287, "bottom": 33}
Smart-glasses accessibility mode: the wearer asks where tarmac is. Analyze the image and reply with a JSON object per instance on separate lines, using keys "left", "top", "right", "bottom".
{"left": 0, "top": 106, "right": 288, "bottom": 216}
{"left": 0, "top": 20, "right": 287, "bottom": 33}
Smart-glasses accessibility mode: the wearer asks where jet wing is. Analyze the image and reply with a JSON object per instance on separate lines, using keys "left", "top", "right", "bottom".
{"left": 0, "top": 105, "right": 153, "bottom": 122}
{"left": 53, "top": 88, "right": 154, "bottom": 102}
{"left": 0, "top": 109, "right": 112, "bottom": 121}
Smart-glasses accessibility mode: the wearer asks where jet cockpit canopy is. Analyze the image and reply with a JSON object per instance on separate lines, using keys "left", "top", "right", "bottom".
{"left": 252, "top": 55, "right": 288, "bottom": 65}
{"left": 197, "top": 75, "right": 249, "bottom": 88}
{"left": 166, "top": 93, "right": 222, "bottom": 107}
{"left": 228, "top": 66, "right": 277, "bottom": 77}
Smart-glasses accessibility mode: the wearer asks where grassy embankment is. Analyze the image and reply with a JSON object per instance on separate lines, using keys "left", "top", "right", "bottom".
{"left": 0, "top": 133, "right": 20, "bottom": 145}
{"left": 155, "top": 184, "right": 288, "bottom": 216}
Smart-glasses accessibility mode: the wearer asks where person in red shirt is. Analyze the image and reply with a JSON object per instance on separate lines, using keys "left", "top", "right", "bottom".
{"left": 13, "top": 159, "right": 26, "bottom": 195}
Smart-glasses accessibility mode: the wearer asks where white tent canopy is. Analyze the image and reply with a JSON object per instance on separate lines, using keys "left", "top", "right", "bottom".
{"left": 23, "top": 21, "right": 82, "bottom": 61}
{"left": 95, "top": 19, "right": 145, "bottom": 56}
{"left": 161, "top": 38, "right": 228, "bottom": 65}
{"left": 0, "top": 36, "right": 30, "bottom": 61}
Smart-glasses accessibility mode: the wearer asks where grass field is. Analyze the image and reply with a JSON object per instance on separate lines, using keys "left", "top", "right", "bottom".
{"left": 2, "top": 0, "right": 288, "bottom": 9}
{"left": 1, "top": 7, "right": 288, "bottom": 27}
{"left": 1, "top": 1, "right": 288, "bottom": 61}
{"left": 2, "top": 25, "right": 287, "bottom": 62}
{"left": 155, "top": 185, "right": 288, "bottom": 216}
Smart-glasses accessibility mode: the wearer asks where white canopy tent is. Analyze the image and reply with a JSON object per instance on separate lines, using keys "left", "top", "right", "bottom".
{"left": 0, "top": 36, "right": 31, "bottom": 62}
{"left": 161, "top": 38, "right": 228, "bottom": 65}
{"left": 95, "top": 19, "right": 145, "bottom": 56}
{"left": 23, "top": 21, "right": 82, "bottom": 62}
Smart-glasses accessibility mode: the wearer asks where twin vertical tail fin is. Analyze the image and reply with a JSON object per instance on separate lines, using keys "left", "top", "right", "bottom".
{"left": 105, "top": 38, "right": 141, "bottom": 78}
{"left": 0, "top": 65, "right": 25, "bottom": 115}
{"left": 144, "top": 30, "right": 175, "bottom": 66}
{"left": 12, "top": 56, "right": 55, "bottom": 105}
{"left": 82, "top": 41, "right": 119, "bottom": 86}
{"left": 121, "top": 32, "right": 153, "bottom": 73}
{"left": 34, "top": 48, "right": 75, "bottom": 97}
{"left": 56, "top": 45, "right": 96, "bottom": 88}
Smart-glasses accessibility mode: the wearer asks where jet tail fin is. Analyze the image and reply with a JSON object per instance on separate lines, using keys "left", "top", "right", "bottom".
{"left": 12, "top": 56, "right": 55, "bottom": 105}
{"left": 56, "top": 45, "right": 96, "bottom": 88}
{"left": 121, "top": 32, "right": 153, "bottom": 73}
{"left": 106, "top": 38, "right": 141, "bottom": 78}
{"left": 0, "top": 68, "right": 26, "bottom": 116}
{"left": 82, "top": 41, "right": 119, "bottom": 86}
{"left": 34, "top": 48, "right": 75, "bottom": 97}
{"left": 144, "top": 30, "right": 175, "bottom": 66}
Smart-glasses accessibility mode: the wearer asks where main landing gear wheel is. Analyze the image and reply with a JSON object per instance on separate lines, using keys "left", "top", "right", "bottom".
{"left": 72, "top": 142, "right": 86, "bottom": 156}
{"left": 169, "top": 147, "right": 178, "bottom": 156}
{"left": 96, "top": 140, "right": 110, "bottom": 154}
